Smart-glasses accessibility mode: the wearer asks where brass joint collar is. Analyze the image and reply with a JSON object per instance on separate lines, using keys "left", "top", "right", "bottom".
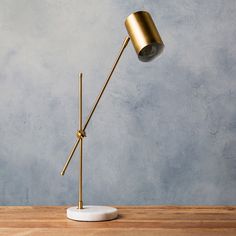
{"left": 78, "top": 201, "right": 83, "bottom": 209}
{"left": 77, "top": 130, "right": 86, "bottom": 139}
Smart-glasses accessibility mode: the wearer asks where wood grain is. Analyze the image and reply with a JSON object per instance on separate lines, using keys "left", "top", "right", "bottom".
{"left": 0, "top": 206, "right": 236, "bottom": 235}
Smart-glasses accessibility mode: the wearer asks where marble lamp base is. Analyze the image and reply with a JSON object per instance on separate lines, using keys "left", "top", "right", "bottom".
{"left": 67, "top": 206, "right": 118, "bottom": 221}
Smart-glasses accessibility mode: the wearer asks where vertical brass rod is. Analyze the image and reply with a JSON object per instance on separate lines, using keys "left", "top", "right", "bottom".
{"left": 78, "top": 73, "right": 83, "bottom": 209}
{"left": 79, "top": 73, "right": 83, "bottom": 132}
{"left": 61, "top": 36, "right": 130, "bottom": 175}
{"left": 78, "top": 138, "right": 83, "bottom": 209}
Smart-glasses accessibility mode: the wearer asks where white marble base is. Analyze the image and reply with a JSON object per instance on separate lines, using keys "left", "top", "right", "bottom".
{"left": 67, "top": 206, "right": 118, "bottom": 221}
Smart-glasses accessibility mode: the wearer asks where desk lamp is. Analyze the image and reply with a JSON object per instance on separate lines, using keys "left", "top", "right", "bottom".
{"left": 61, "top": 11, "right": 164, "bottom": 221}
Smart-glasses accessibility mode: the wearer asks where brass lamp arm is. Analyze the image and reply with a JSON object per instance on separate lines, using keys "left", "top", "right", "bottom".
{"left": 61, "top": 36, "right": 130, "bottom": 176}
{"left": 83, "top": 36, "right": 130, "bottom": 131}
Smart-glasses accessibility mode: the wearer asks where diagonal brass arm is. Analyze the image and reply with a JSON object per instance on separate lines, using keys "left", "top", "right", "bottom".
{"left": 61, "top": 36, "right": 130, "bottom": 176}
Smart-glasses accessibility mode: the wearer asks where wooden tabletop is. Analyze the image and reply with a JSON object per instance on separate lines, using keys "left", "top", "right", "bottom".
{"left": 0, "top": 206, "right": 236, "bottom": 235}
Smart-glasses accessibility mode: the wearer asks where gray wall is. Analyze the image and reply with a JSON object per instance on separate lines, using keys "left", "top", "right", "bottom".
{"left": 1, "top": 0, "right": 236, "bottom": 206}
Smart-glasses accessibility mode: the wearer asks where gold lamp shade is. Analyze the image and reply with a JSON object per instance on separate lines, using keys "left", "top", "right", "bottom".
{"left": 125, "top": 11, "right": 164, "bottom": 62}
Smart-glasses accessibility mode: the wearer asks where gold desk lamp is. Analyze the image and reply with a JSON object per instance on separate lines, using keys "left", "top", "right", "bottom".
{"left": 61, "top": 11, "right": 164, "bottom": 221}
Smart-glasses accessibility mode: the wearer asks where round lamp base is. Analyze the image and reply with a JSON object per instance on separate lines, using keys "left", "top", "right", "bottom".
{"left": 67, "top": 206, "right": 118, "bottom": 222}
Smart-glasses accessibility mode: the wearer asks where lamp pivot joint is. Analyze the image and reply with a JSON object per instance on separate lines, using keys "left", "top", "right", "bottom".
{"left": 77, "top": 130, "right": 86, "bottom": 139}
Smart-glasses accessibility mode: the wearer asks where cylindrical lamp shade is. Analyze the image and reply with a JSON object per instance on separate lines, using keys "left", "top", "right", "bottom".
{"left": 125, "top": 11, "right": 164, "bottom": 62}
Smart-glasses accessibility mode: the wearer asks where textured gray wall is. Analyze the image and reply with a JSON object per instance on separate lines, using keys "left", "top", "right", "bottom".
{"left": 1, "top": 0, "right": 236, "bottom": 206}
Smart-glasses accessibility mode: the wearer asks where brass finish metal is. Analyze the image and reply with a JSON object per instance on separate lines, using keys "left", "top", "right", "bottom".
{"left": 78, "top": 201, "right": 83, "bottom": 209}
{"left": 76, "top": 130, "right": 86, "bottom": 139}
{"left": 61, "top": 11, "right": 164, "bottom": 175}
{"left": 60, "top": 11, "right": 165, "bottom": 212}
{"left": 61, "top": 139, "right": 80, "bottom": 176}
{"left": 83, "top": 36, "right": 130, "bottom": 131}
{"left": 125, "top": 11, "right": 164, "bottom": 62}
{"left": 79, "top": 73, "right": 83, "bottom": 132}
{"left": 60, "top": 36, "right": 130, "bottom": 175}
{"left": 78, "top": 73, "right": 83, "bottom": 209}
